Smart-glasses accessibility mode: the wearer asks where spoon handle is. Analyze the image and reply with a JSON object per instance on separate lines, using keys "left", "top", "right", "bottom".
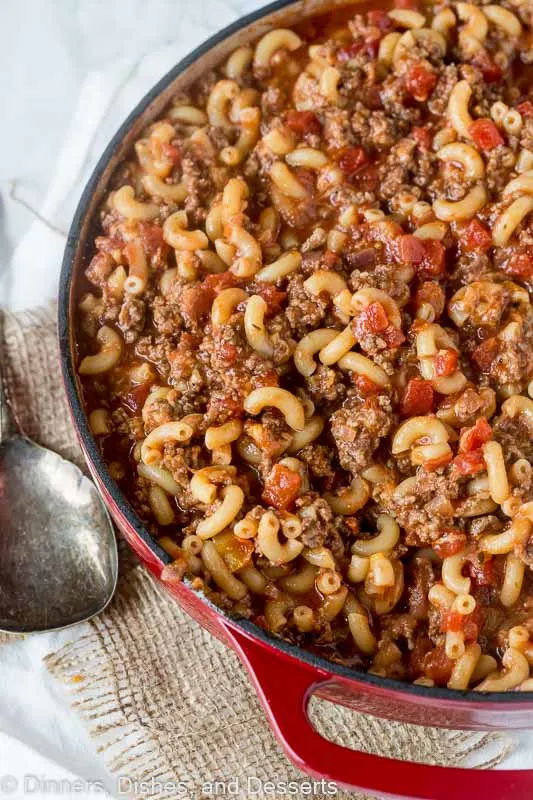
{"left": 0, "top": 313, "right": 18, "bottom": 443}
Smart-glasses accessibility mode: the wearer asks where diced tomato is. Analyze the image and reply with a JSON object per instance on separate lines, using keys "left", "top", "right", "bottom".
{"left": 201, "top": 271, "right": 240, "bottom": 293}
{"left": 368, "top": 9, "right": 393, "bottom": 29}
{"left": 433, "top": 531, "right": 468, "bottom": 559}
{"left": 453, "top": 450, "right": 486, "bottom": 475}
{"left": 399, "top": 234, "right": 426, "bottom": 264}
{"left": 441, "top": 610, "right": 463, "bottom": 634}
{"left": 395, "top": 0, "right": 419, "bottom": 8}
{"left": 411, "top": 126, "right": 432, "bottom": 149}
{"left": 285, "top": 109, "right": 321, "bottom": 136}
{"left": 459, "top": 417, "right": 492, "bottom": 452}
{"left": 505, "top": 250, "right": 533, "bottom": 279}
{"left": 472, "top": 51, "right": 502, "bottom": 84}
{"left": 405, "top": 64, "right": 437, "bottom": 102}
{"left": 423, "top": 645, "right": 454, "bottom": 686}
{"left": 400, "top": 379, "right": 434, "bottom": 417}
{"left": 252, "top": 282, "right": 287, "bottom": 315}
{"left": 469, "top": 119, "right": 505, "bottom": 151}
{"left": 262, "top": 464, "right": 302, "bottom": 511}
{"left": 434, "top": 349, "right": 458, "bottom": 377}
{"left": 337, "top": 146, "right": 369, "bottom": 177}
{"left": 467, "top": 554, "right": 495, "bottom": 588}
{"left": 461, "top": 219, "right": 492, "bottom": 252}
{"left": 441, "top": 606, "right": 481, "bottom": 641}
{"left": 517, "top": 101, "right": 533, "bottom": 119}
{"left": 419, "top": 240, "right": 446, "bottom": 277}
{"left": 354, "top": 374, "right": 381, "bottom": 396}
{"left": 161, "top": 143, "right": 181, "bottom": 165}
{"left": 138, "top": 223, "right": 166, "bottom": 256}
{"left": 383, "top": 325, "right": 406, "bottom": 348}
{"left": 414, "top": 281, "right": 446, "bottom": 319}
{"left": 361, "top": 301, "right": 389, "bottom": 333}
{"left": 471, "top": 337, "right": 500, "bottom": 372}
{"left": 353, "top": 303, "right": 405, "bottom": 347}
{"left": 399, "top": 236, "right": 446, "bottom": 277}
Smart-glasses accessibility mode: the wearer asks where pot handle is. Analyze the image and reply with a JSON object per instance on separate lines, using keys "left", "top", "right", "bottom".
{"left": 225, "top": 623, "right": 533, "bottom": 800}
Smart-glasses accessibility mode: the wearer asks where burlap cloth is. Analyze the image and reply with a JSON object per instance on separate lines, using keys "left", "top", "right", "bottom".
{"left": 1, "top": 306, "right": 515, "bottom": 799}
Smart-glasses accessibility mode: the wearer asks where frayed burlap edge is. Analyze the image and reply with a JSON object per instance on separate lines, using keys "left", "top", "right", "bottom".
{"left": 46, "top": 565, "right": 513, "bottom": 800}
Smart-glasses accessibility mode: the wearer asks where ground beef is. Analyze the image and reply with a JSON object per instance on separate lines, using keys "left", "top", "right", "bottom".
{"left": 151, "top": 295, "right": 183, "bottom": 336}
{"left": 493, "top": 411, "right": 533, "bottom": 464}
{"left": 450, "top": 251, "right": 494, "bottom": 286}
{"left": 297, "top": 444, "right": 336, "bottom": 482}
{"left": 292, "top": 72, "right": 328, "bottom": 111}
{"left": 520, "top": 118, "right": 533, "bottom": 151}
{"left": 86, "top": 252, "right": 114, "bottom": 287}
{"left": 322, "top": 108, "right": 355, "bottom": 150}
{"left": 260, "top": 86, "right": 287, "bottom": 118}
{"left": 447, "top": 386, "right": 496, "bottom": 426}
{"left": 379, "top": 613, "right": 419, "bottom": 649}
{"left": 296, "top": 496, "right": 335, "bottom": 548}
{"left": 301, "top": 227, "right": 328, "bottom": 253}
{"left": 378, "top": 138, "right": 418, "bottom": 199}
{"left": 484, "top": 146, "right": 517, "bottom": 194}
{"left": 331, "top": 394, "right": 393, "bottom": 476}
{"left": 180, "top": 154, "right": 215, "bottom": 225}
{"left": 285, "top": 274, "right": 328, "bottom": 337}
{"left": 350, "top": 104, "right": 400, "bottom": 151}
{"left": 428, "top": 64, "right": 458, "bottom": 116}
{"left": 161, "top": 444, "right": 201, "bottom": 509}
{"left": 135, "top": 335, "right": 175, "bottom": 377}
{"left": 378, "top": 468, "right": 462, "bottom": 545}
{"left": 349, "top": 264, "right": 411, "bottom": 310}
{"left": 306, "top": 364, "right": 347, "bottom": 410}
{"left": 118, "top": 296, "right": 146, "bottom": 343}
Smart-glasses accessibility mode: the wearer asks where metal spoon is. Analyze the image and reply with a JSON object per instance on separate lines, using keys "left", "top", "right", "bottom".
{"left": 0, "top": 326, "right": 118, "bottom": 633}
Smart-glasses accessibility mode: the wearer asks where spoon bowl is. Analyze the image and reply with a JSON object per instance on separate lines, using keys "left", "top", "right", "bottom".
{"left": 0, "top": 320, "right": 118, "bottom": 634}
{"left": 0, "top": 435, "right": 118, "bottom": 633}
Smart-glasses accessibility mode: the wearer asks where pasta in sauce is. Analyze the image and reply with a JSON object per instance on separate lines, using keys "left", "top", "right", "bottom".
{"left": 76, "top": 0, "right": 533, "bottom": 691}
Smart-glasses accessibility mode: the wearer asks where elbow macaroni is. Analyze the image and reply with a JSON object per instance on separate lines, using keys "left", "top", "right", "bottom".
{"left": 78, "top": 6, "right": 533, "bottom": 691}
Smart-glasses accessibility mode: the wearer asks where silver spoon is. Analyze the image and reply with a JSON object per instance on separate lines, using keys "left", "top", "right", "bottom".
{"left": 0, "top": 325, "right": 118, "bottom": 633}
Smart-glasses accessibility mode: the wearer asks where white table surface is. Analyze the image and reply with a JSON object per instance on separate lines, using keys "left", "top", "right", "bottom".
{"left": 0, "top": 1, "right": 532, "bottom": 796}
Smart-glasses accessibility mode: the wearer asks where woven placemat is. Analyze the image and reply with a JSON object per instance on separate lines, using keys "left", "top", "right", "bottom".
{"left": 1, "top": 306, "right": 514, "bottom": 799}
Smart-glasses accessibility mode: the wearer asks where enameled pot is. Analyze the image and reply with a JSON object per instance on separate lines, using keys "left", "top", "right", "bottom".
{"left": 58, "top": 2, "right": 533, "bottom": 796}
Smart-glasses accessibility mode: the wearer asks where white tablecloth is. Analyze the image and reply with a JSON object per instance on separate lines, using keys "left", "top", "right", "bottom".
{"left": 0, "top": 1, "right": 532, "bottom": 795}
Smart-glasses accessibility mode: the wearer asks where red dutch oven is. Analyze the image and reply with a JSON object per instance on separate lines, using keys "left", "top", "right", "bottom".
{"left": 58, "top": 1, "right": 533, "bottom": 796}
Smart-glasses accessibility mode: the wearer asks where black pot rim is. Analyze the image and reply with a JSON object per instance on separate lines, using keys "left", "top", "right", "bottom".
{"left": 58, "top": 0, "right": 524, "bottom": 708}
